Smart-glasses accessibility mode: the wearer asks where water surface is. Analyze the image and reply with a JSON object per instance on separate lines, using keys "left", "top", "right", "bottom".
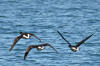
{"left": 0, "top": 0, "right": 100, "bottom": 66}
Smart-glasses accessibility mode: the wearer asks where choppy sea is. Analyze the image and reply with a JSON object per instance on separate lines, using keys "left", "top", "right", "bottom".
{"left": 0, "top": 0, "right": 100, "bottom": 66}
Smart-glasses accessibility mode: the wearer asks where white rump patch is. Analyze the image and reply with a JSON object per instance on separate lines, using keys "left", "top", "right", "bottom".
{"left": 23, "top": 34, "right": 30, "bottom": 39}
{"left": 38, "top": 46, "right": 45, "bottom": 50}
{"left": 71, "top": 47, "right": 79, "bottom": 52}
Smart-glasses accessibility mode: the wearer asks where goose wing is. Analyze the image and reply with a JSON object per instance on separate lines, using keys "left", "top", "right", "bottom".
{"left": 29, "top": 33, "right": 41, "bottom": 42}
{"left": 75, "top": 34, "right": 94, "bottom": 47}
{"left": 57, "top": 31, "right": 72, "bottom": 46}
{"left": 24, "top": 45, "right": 37, "bottom": 60}
{"left": 9, "top": 35, "right": 22, "bottom": 51}
{"left": 43, "top": 43, "right": 58, "bottom": 53}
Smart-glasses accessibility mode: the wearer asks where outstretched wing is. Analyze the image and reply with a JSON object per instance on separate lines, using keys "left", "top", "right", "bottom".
{"left": 44, "top": 43, "right": 58, "bottom": 53}
{"left": 9, "top": 35, "right": 22, "bottom": 51}
{"left": 29, "top": 33, "right": 41, "bottom": 42}
{"left": 75, "top": 34, "right": 94, "bottom": 47}
{"left": 24, "top": 45, "right": 35, "bottom": 60}
{"left": 57, "top": 31, "right": 72, "bottom": 46}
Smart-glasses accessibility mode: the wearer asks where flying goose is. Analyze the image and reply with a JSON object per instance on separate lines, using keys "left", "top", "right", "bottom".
{"left": 9, "top": 32, "right": 41, "bottom": 51}
{"left": 24, "top": 43, "right": 58, "bottom": 60}
{"left": 57, "top": 31, "right": 94, "bottom": 52}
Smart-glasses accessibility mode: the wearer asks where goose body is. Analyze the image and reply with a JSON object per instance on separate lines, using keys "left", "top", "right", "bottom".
{"left": 70, "top": 46, "right": 79, "bottom": 52}
{"left": 37, "top": 46, "right": 45, "bottom": 50}
{"left": 23, "top": 34, "right": 30, "bottom": 39}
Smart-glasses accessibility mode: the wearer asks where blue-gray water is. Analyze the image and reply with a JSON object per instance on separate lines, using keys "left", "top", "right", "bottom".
{"left": 0, "top": 0, "right": 100, "bottom": 66}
